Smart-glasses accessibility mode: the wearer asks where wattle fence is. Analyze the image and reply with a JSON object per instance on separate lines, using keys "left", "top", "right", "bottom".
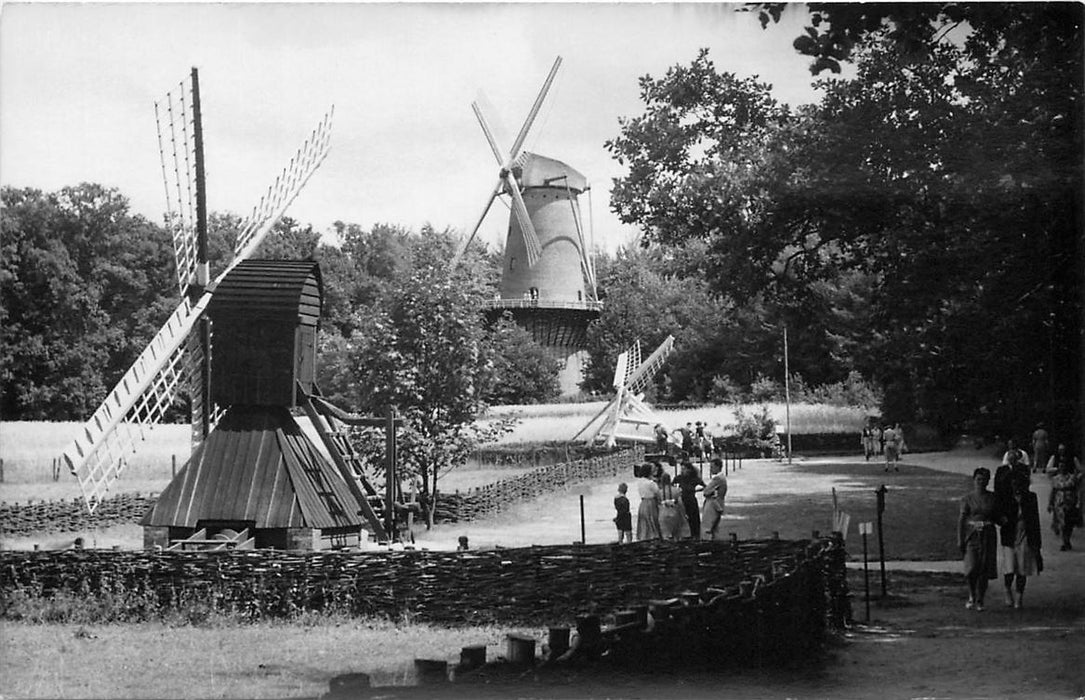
{"left": 0, "top": 448, "right": 644, "bottom": 538}
{"left": 1, "top": 536, "right": 850, "bottom": 666}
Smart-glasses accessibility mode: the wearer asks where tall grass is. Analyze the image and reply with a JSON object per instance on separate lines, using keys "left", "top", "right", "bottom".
{"left": 481, "top": 401, "right": 871, "bottom": 445}
{"left": 1, "top": 401, "right": 870, "bottom": 491}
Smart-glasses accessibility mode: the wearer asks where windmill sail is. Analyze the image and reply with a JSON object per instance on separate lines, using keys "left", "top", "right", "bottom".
{"left": 573, "top": 335, "right": 675, "bottom": 448}
{"left": 62, "top": 82, "right": 334, "bottom": 513}
{"left": 452, "top": 57, "right": 563, "bottom": 268}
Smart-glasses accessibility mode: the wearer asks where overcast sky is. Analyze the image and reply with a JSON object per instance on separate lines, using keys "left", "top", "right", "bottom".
{"left": 1, "top": 2, "right": 829, "bottom": 253}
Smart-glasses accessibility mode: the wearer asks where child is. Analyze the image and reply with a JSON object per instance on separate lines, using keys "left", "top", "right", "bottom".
{"left": 614, "top": 482, "right": 633, "bottom": 543}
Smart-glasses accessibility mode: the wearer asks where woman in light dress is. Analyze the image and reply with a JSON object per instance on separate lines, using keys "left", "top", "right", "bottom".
{"left": 635, "top": 463, "right": 663, "bottom": 541}
{"left": 958, "top": 467, "right": 998, "bottom": 611}
{"left": 657, "top": 472, "right": 689, "bottom": 541}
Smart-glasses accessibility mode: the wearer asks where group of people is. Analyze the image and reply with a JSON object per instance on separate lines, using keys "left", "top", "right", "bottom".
{"left": 654, "top": 421, "right": 714, "bottom": 459}
{"left": 861, "top": 423, "right": 907, "bottom": 471}
{"left": 613, "top": 458, "right": 729, "bottom": 543}
{"left": 957, "top": 433, "right": 1083, "bottom": 612}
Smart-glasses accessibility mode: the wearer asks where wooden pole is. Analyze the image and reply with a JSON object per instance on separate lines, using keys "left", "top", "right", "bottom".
{"left": 784, "top": 325, "right": 792, "bottom": 465}
{"left": 385, "top": 407, "right": 397, "bottom": 540}
{"left": 862, "top": 526, "right": 871, "bottom": 622}
{"left": 876, "top": 485, "right": 888, "bottom": 597}
{"left": 579, "top": 494, "right": 586, "bottom": 544}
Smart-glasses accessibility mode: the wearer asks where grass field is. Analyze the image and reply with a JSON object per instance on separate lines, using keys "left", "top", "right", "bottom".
{"left": 484, "top": 400, "right": 870, "bottom": 445}
{"left": 0, "top": 400, "right": 868, "bottom": 503}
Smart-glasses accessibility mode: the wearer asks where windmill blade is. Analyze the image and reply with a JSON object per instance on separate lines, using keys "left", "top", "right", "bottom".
{"left": 451, "top": 182, "right": 502, "bottom": 267}
{"left": 62, "top": 294, "right": 212, "bottom": 512}
{"left": 564, "top": 183, "right": 597, "bottom": 293}
{"left": 472, "top": 101, "right": 505, "bottom": 166}
{"left": 504, "top": 172, "right": 542, "bottom": 267}
{"left": 508, "top": 56, "right": 563, "bottom": 162}
{"left": 626, "top": 335, "right": 675, "bottom": 395}
{"left": 154, "top": 83, "right": 200, "bottom": 297}
{"left": 228, "top": 107, "right": 334, "bottom": 271}
{"left": 611, "top": 350, "right": 630, "bottom": 390}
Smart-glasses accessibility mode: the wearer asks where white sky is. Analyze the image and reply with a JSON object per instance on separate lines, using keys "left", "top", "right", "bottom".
{"left": 1, "top": 2, "right": 825, "bottom": 253}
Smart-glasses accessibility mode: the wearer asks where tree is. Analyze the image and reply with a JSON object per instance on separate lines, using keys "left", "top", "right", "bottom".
{"left": 338, "top": 254, "right": 501, "bottom": 528}
{"left": 484, "top": 315, "right": 561, "bottom": 405}
{"left": 1, "top": 184, "right": 176, "bottom": 419}
{"left": 609, "top": 6, "right": 1082, "bottom": 439}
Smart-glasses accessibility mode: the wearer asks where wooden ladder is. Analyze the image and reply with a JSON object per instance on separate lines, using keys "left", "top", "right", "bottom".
{"left": 298, "top": 385, "right": 388, "bottom": 542}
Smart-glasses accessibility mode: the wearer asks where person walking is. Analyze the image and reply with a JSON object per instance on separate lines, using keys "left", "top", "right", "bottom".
{"left": 680, "top": 423, "right": 695, "bottom": 458}
{"left": 613, "top": 483, "right": 633, "bottom": 544}
{"left": 958, "top": 467, "right": 998, "bottom": 611}
{"left": 998, "top": 473, "right": 1042, "bottom": 609}
{"left": 701, "top": 458, "right": 728, "bottom": 541}
{"left": 653, "top": 423, "right": 670, "bottom": 455}
{"left": 1044, "top": 442, "right": 1082, "bottom": 476}
{"left": 635, "top": 464, "right": 663, "bottom": 541}
{"left": 1048, "top": 452, "right": 1084, "bottom": 551}
{"left": 1031, "top": 423, "right": 1050, "bottom": 475}
{"left": 674, "top": 461, "right": 705, "bottom": 539}
{"left": 861, "top": 426, "right": 876, "bottom": 461}
{"left": 884, "top": 424, "right": 903, "bottom": 471}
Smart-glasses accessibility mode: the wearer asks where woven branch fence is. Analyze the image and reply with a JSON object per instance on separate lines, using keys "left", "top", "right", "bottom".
{"left": 0, "top": 448, "right": 644, "bottom": 537}
{"left": 1, "top": 537, "right": 848, "bottom": 646}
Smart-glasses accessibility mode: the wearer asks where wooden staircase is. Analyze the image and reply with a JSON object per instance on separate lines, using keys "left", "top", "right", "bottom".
{"left": 298, "top": 384, "right": 389, "bottom": 542}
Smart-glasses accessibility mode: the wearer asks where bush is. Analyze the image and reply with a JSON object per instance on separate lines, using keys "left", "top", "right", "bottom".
{"left": 707, "top": 374, "right": 743, "bottom": 404}
{"left": 749, "top": 375, "right": 784, "bottom": 403}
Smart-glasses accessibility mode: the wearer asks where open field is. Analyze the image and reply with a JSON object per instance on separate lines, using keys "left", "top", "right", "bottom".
{"left": 0, "top": 401, "right": 867, "bottom": 503}
{"left": 480, "top": 400, "right": 870, "bottom": 445}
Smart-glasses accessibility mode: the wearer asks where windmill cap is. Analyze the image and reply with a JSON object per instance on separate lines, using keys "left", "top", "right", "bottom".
{"left": 516, "top": 152, "right": 588, "bottom": 192}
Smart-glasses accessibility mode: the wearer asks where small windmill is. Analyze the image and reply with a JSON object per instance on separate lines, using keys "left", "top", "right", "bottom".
{"left": 61, "top": 68, "right": 333, "bottom": 515}
{"left": 453, "top": 57, "right": 601, "bottom": 395}
{"left": 572, "top": 336, "right": 676, "bottom": 448}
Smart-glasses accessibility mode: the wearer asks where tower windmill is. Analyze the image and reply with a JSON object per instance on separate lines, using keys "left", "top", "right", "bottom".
{"left": 572, "top": 336, "right": 675, "bottom": 448}
{"left": 453, "top": 57, "right": 602, "bottom": 395}
{"left": 60, "top": 68, "right": 391, "bottom": 548}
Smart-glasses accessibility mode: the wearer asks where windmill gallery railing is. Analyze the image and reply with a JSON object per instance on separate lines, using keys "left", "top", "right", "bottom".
{"left": 0, "top": 449, "right": 643, "bottom": 537}
{"left": 485, "top": 298, "right": 604, "bottom": 312}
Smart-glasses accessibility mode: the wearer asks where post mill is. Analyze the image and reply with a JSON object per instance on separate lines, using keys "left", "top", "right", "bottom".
{"left": 60, "top": 69, "right": 403, "bottom": 551}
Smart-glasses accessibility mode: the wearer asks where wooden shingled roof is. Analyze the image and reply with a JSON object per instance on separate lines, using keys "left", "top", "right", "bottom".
{"left": 208, "top": 259, "right": 323, "bottom": 325}
{"left": 141, "top": 406, "right": 361, "bottom": 530}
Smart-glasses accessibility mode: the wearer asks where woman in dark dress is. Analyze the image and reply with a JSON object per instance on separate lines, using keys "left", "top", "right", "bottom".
{"left": 673, "top": 461, "right": 705, "bottom": 539}
{"left": 998, "top": 473, "right": 1042, "bottom": 608}
{"left": 958, "top": 467, "right": 998, "bottom": 611}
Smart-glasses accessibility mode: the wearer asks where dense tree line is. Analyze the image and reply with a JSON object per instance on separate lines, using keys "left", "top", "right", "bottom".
{"left": 605, "top": 4, "right": 1082, "bottom": 442}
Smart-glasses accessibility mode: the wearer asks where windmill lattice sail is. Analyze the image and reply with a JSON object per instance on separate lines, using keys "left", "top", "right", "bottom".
{"left": 155, "top": 82, "right": 201, "bottom": 298}
{"left": 62, "top": 77, "right": 334, "bottom": 514}
{"left": 573, "top": 336, "right": 675, "bottom": 448}
{"left": 62, "top": 296, "right": 209, "bottom": 510}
